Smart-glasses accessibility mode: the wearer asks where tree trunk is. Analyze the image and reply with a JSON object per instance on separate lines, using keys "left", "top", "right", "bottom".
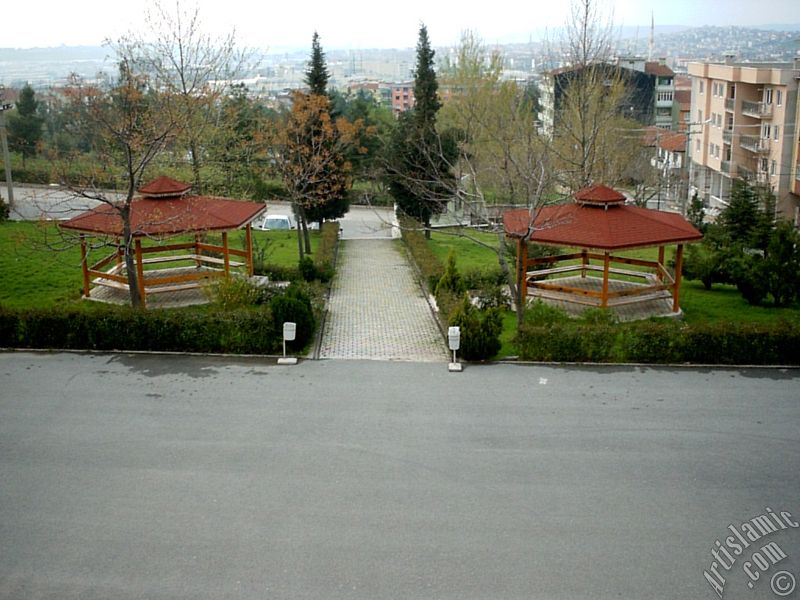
{"left": 302, "top": 217, "right": 311, "bottom": 255}
{"left": 293, "top": 203, "right": 305, "bottom": 260}
{"left": 121, "top": 209, "right": 142, "bottom": 308}
{"left": 189, "top": 138, "right": 203, "bottom": 193}
{"left": 495, "top": 231, "right": 523, "bottom": 330}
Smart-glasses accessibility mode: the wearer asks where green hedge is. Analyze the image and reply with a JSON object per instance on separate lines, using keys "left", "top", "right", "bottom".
{"left": 398, "top": 215, "right": 444, "bottom": 290}
{"left": 313, "top": 221, "right": 340, "bottom": 282}
{"left": 515, "top": 320, "right": 800, "bottom": 365}
{"left": 0, "top": 305, "right": 282, "bottom": 354}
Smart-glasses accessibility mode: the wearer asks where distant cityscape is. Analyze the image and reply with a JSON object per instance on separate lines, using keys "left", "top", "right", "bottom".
{"left": 2, "top": 24, "right": 799, "bottom": 97}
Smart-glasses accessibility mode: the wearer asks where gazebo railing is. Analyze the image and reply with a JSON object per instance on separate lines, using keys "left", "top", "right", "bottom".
{"left": 83, "top": 238, "right": 251, "bottom": 304}
{"left": 525, "top": 252, "right": 676, "bottom": 307}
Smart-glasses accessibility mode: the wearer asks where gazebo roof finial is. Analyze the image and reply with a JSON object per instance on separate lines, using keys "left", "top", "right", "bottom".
{"left": 138, "top": 176, "right": 192, "bottom": 199}
{"left": 574, "top": 184, "right": 626, "bottom": 208}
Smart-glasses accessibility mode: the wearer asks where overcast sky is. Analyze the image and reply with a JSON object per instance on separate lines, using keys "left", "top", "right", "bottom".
{"left": 5, "top": 0, "right": 799, "bottom": 50}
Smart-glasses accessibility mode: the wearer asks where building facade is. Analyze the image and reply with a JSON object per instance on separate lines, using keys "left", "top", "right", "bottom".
{"left": 390, "top": 82, "right": 415, "bottom": 115}
{"left": 538, "top": 60, "right": 673, "bottom": 136}
{"left": 687, "top": 58, "right": 800, "bottom": 224}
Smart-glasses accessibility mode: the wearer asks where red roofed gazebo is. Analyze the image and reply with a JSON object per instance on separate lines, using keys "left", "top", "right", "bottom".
{"left": 504, "top": 185, "right": 703, "bottom": 317}
{"left": 60, "top": 176, "right": 266, "bottom": 308}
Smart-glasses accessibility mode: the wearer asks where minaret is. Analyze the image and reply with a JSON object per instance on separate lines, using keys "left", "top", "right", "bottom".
{"left": 648, "top": 11, "right": 654, "bottom": 61}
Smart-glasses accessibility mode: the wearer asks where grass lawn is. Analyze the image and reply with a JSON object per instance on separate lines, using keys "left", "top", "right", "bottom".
{"left": 428, "top": 229, "right": 506, "bottom": 272}
{"left": 0, "top": 221, "right": 317, "bottom": 309}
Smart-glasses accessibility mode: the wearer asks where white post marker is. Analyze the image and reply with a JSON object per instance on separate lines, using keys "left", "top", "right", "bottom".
{"left": 448, "top": 326, "right": 462, "bottom": 372}
{"left": 278, "top": 321, "right": 298, "bottom": 365}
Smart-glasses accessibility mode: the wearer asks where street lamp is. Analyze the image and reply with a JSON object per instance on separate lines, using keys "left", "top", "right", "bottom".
{"left": 0, "top": 85, "right": 14, "bottom": 209}
{"left": 684, "top": 118, "right": 712, "bottom": 216}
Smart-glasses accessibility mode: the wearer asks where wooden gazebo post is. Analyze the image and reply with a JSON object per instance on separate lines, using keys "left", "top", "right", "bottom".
{"left": 222, "top": 231, "right": 230, "bottom": 277}
{"left": 245, "top": 223, "right": 254, "bottom": 277}
{"left": 657, "top": 245, "right": 666, "bottom": 282}
{"left": 601, "top": 251, "right": 611, "bottom": 308}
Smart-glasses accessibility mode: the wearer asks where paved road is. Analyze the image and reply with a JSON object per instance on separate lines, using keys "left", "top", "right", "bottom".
{"left": 318, "top": 239, "right": 448, "bottom": 361}
{"left": 5, "top": 184, "right": 111, "bottom": 221}
{"left": 1, "top": 352, "right": 798, "bottom": 599}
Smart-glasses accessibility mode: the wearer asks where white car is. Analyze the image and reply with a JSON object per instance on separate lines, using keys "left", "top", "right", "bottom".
{"left": 255, "top": 214, "right": 296, "bottom": 231}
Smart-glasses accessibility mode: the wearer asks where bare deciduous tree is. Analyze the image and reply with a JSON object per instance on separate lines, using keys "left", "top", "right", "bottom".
{"left": 60, "top": 43, "right": 181, "bottom": 308}
{"left": 131, "top": 0, "right": 250, "bottom": 192}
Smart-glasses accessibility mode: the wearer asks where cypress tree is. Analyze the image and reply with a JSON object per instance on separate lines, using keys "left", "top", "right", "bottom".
{"left": 305, "top": 32, "right": 329, "bottom": 97}
{"left": 412, "top": 24, "right": 441, "bottom": 131}
{"left": 385, "top": 24, "right": 456, "bottom": 238}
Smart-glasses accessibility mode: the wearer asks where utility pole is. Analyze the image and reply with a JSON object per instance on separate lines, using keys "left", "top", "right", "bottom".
{"left": 0, "top": 85, "right": 14, "bottom": 209}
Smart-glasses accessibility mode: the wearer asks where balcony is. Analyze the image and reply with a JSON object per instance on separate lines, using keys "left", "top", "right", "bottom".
{"left": 741, "top": 100, "right": 772, "bottom": 119}
{"left": 722, "top": 129, "right": 733, "bottom": 144}
{"left": 738, "top": 165, "right": 755, "bottom": 181}
{"left": 725, "top": 98, "right": 735, "bottom": 111}
{"left": 740, "top": 135, "right": 770, "bottom": 154}
{"left": 721, "top": 160, "right": 733, "bottom": 174}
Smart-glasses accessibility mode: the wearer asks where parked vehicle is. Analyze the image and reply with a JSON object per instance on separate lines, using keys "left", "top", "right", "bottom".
{"left": 256, "top": 214, "right": 296, "bottom": 231}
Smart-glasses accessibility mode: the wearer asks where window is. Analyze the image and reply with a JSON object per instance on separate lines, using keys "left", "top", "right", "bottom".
{"left": 765, "top": 88, "right": 773, "bottom": 104}
{"left": 760, "top": 158, "right": 769, "bottom": 172}
{"left": 698, "top": 109, "right": 703, "bottom": 123}
{"left": 771, "top": 160, "right": 776, "bottom": 175}
{"left": 762, "top": 124, "right": 771, "bottom": 139}
{"left": 729, "top": 84, "right": 736, "bottom": 99}
{"left": 774, "top": 125, "right": 780, "bottom": 142}
{"left": 776, "top": 90, "right": 782, "bottom": 106}
{"left": 699, "top": 80, "right": 705, "bottom": 94}
{"left": 696, "top": 139, "right": 701, "bottom": 152}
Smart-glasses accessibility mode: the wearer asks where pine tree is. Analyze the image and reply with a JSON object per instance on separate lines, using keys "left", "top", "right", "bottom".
{"left": 7, "top": 83, "right": 44, "bottom": 167}
{"left": 305, "top": 32, "right": 330, "bottom": 97}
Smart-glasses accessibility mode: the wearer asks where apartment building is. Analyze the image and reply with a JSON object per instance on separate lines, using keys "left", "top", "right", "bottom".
{"left": 538, "top": 59, "right": 674, "bottom": 135}
{"left": 687, "top": 58, "right": 800, "bottom": 224}
{"left": 616, "top": 57, "right": 677, "bottom": 129}
{"left": 390, "top": 82, "right": 415, "bottom": 115}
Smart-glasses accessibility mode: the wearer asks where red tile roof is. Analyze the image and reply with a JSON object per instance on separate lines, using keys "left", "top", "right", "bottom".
{"left": 60, "top": 194, "right": 265, "bottom": 237}
{"left": 138, "top": 175, "right": 192, "bottom": 197}
{"left": 504, "top": 203, "right": 702, "bottom": 250}
{"left": 642, "top": 126, "right": 661, "bottom": 147}
{"left": 644, "top": 62, "right": 674, "bottom": 77}
{"left": 657, "top": 132, "right": 687, "bottom": 153}
{"left": 674, "top": 89, "right": 691, "bottom": 108}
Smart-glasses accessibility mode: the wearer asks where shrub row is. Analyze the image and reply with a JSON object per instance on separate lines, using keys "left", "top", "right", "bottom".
{"left": 311, "top": 221, "right": 341, "bottom": 282}
{"left": 0, "top": 305, "right": 285, "bottom": 354}
{"left": 515, "top": 319, "right": 800, "bottom": 365}
{"left": 398, "top": 215, "right": 444, "bottom": 290}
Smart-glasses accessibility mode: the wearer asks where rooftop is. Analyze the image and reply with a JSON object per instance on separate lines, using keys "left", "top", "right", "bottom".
{"left": 60, "top": 178, "right": 266, "bottom": 238}
{"left": 504, "top": 186, "right": 702, "bottom": 250}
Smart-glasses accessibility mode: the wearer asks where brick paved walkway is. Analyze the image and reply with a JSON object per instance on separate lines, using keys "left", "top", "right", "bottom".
{"left": 318, "top": 240, "right": 449, "bottom": 361}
